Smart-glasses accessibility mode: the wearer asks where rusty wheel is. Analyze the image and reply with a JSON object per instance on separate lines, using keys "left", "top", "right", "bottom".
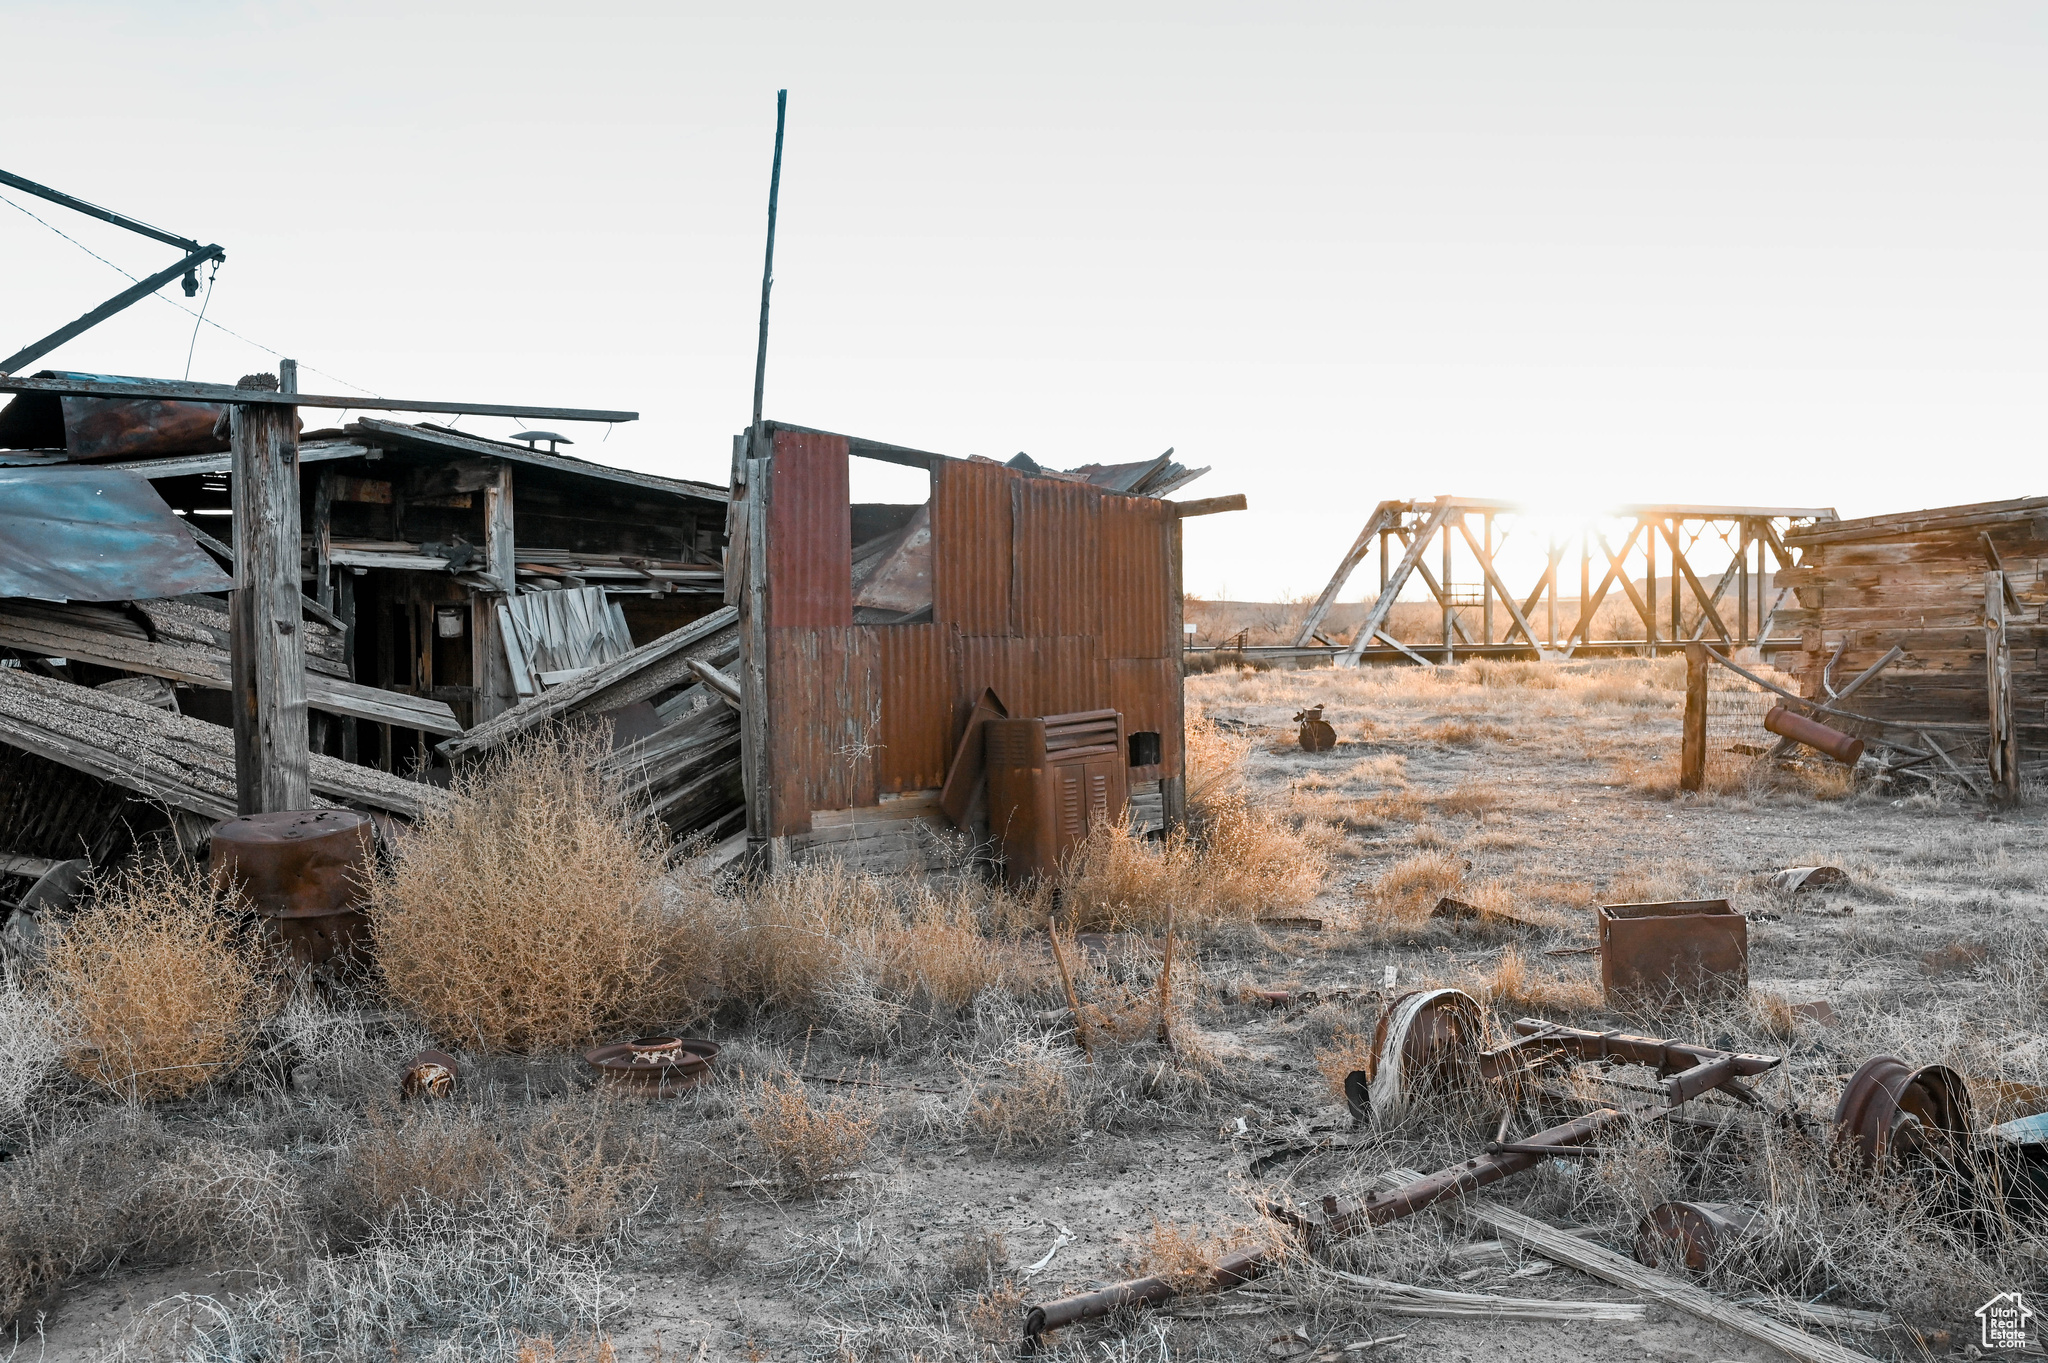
{"left": 1833, "top": 1056, "right": 1973, "bottom": 1171}
{"left": 1294, "top": 706, "right": 1337, "bottom": 752}
{"left": 1364, "top": 987, "right": 1488, "bottom": 1124}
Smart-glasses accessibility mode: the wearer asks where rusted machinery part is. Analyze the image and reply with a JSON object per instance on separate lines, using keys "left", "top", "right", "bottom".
{"left": 1634, "top": 1201, "right": 1767, "bottom": 1272}
{"left": 210, "top": 810, "right": 376, "bottom": 967}
{"left": 1022, "top": 1246, "right": 1265, "bottom": 1345}
{"left": 584, "top": 1036, "right": 720, "bottom": 1096}
{"left": 1499, "top": 1018, "right": 1782, "bottom": 1102}
{"left": 1298, "top": 718, "right": 1337, "bottom": 753}
{"left": 20, "top": 858, "right": 88, "bottom": 915}
{"left": 1833, "top": 1056, "right": 1974, "bottom": 1170}
{"left": 1763, "top": 706, "right": 1866, "bottom": 765}
{"left": 400, "top": 1048, "right": 459, "bottom": 1100}
{"left": 1365, "top": 988, "right": 1487, "bottom": 1124}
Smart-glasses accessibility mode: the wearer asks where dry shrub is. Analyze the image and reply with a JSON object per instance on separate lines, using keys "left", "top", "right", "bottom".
{"left": 330, "top": 1103, "right": 506, "bottom": 1239}
{"left": 966, "top": 1047, "right": 1082, "bottom": 1153}
{"left": 0, "top": 983, "right": 59, "bottom": 1123}
{"left": 946, "top": 1227, "right": 1010, "bottom": 1290}
{"left": 515, "top": 1336, "right": 616, "bottom": 1363}
{"left": 1433, "top": 782, "right": 1504, "bottom": 817}
{"left": 512, "top": 1098, "right": 656, "bottom": 1244}
{"left": 1313, "top": 1028, "right": 1374, "bottom": 1101}
{"left": 967, "top": 1280, "right": 1025, "bottom": 1341}
{"left": 1115, "top": 1219, "right": 1268, "bottom": 1292}
{"left": 1417, "top": 720, "right": 1511, "bottom": 747}
{"left": 1351, "top": 790, "right": 1429, "bottom": 828}
{"left": 1059, "top": 801, "right": 1328, "bottom": 934}
{"left": 742, "top": 1075, "right": 875, "bottom": 1197}
{"left": 44, "top": 861, "right": 269, "bottom": 1100}
{"left": 0, "top": 1109, "right": 178, "bottom": 1325}
{"left": 369, "top": 729, "right": 703, "bottom": 1051}
{"left": 150, "top": 1140, "right": 304, "bottom": 1269}
{"left": 1468, "top": 946, "right": 1600, "bottom": 1013}
{"left": 1185, "top": 712, "right": 1253, "bottom": 814}
{"left": 1356, "top": 850, "right": 1463, "bottom": 923}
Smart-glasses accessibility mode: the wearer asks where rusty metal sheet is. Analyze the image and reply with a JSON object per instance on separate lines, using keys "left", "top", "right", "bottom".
{"left": 63, "top": 393, "right": 228, "bottom": 461}
{"left": 1038, "top": 634, "right": 1108, "bottom": 720}
{"left": 1109, "top": 656, "right": 1181, "bottom": 779}
{"left": 1099, "top": 494, "right": 1174, "bottom": 658}
{"left": 766, "top": 429, "right": 851, "bottom": 628}
{"left": 870, "top": 622, "right": 958, "bottom": 793}
{"left": 208, "top": 809, "right": 374, "bottom": 966}
{"left": 931, "top": 458, "right": 1012, "bottom": 632}
{"left": 0, "top": 465, "right": 233, "bottom": 602}
{"left": 767, "top": 626, "right": 877, "bottom": 832}
{"left": 959, "top": 634, "right": 1041, "bottom": 725}
{"left": 1012, "top": 476, "right": 1102, "bottom": 640}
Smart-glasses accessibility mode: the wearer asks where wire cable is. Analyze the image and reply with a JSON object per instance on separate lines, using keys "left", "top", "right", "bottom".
{"left": 182, "top": 259, "right": 216, "bottom": 381}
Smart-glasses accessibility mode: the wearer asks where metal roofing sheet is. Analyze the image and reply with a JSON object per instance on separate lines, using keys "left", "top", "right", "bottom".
{"left": 872, "top": 623, "right": 958, "bottom": 793}
{"left": 1013, "top": 476, "right": 1102, "bottom": 640}
{"left": 0, "top": 466, "right": 232, "bottom": 602}
{"left": 1100, "top": 494, "right": 1174, "bottom": 659}
{"left": 767, "top": 430, "right": 852, "bottom": 629}
{"left": 932, "top": 459, "right": 1013, "bottom": 633}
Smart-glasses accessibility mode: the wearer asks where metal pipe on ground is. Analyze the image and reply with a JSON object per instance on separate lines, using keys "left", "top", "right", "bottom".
{"left": 1762, "top": 706, "right": 1865, "bottom": 764}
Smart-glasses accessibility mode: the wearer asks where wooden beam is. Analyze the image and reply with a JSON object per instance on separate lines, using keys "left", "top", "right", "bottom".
{"left": 1658, "top": 519, "right": 1733, "bottom": 643}
{"left": 1340, "top": 499, "right": 1454, "bottom": 665}
{"left": 229, "top": 374, "right": 311, "bottom": 814}
{"left": 313, "top": 468, "right": 335, "bottom": 612}
{"left": 472, "top": 461, "right": 518, "bottom": 724}
{"left": 1594, "top": 524, "right": 1657, "bottom": 644}
{"left": 0, "top": 374, "right": 637, "bottom": 423}
{"left": 1294, "top": 504, "right": 1396, "bottom": 646}
{"left": 1171, "top": 493, "right": 1246, "bottom": 518}
{"left": 1987, "top": 570, "right": 2019, "bottom": 799}
{"left": 107, "top": 441, "right": 370, "bottom": 480}
{"left": 1377, "top": 1170, "right": 1881, "bottom": 1363}
{"left": 740, "top": 451, "right": 773, "bottom": 843}
{"left": 1455, "top": 518, "right": 1544, "bottom": 651}
{"left": 1681, "top": 642, "right": 1708, "bottom": 792}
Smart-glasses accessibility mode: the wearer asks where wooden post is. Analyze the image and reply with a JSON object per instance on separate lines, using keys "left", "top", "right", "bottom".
{"left": 740, "top": 439, "right": 774, "bottom": 850}
{"left": 1737, "top": 522, "right": 1750, "bottom": 645}
{"left": 471, "top": 461, "right": 518, "bottom": 724}
{"left": 1644, "top": 521, "right": 1658, "bottom": 657}
{"left": 1163, "top": 509, "right": 1189, "bottom": 830}
{"left": 1545, "top": 535, "right": 1557, "bottom": 648}
{"left": 1441, "top": 517, "right": 1454, "bottom": 663}
{"left": 1680, "top": 641, "right": 1708, "bottom": 792}
{"left": 1580, "top": 531, "right": 1590, "bottom": 645}
{"left": 229, "top": 368, "right": 310, "bottom": 814}
{"left": 313, "top": 468, "right": 334, "bottom": 611}
{"left": 1986, "top": 570, "right": 2020, "bottom": 800}
{"left": 1481, "top": 512, "right": 1494, "bottom": 645}
{"left": 337, "top": 568, "right": 359, "bottom": 763}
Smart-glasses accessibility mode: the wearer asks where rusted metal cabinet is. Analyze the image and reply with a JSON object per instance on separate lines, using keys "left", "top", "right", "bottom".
{"left": 986, "top": 709, "right": 1128, "bottom": 884}
{"left": 1598, "top": 899, "right": 1748, "bottom": 1007}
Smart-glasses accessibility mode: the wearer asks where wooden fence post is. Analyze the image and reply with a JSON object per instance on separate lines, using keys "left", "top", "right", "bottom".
{"left": 229, "top": 369, "right": 311, "bottom": 814}
{"left": 1680, "top": 641, "right": 1708, "bottom": 792}
{"left": 1986, "top": 570, "right": 2019, "bottom": 800}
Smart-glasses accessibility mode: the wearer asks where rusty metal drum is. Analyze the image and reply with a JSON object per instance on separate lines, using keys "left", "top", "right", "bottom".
{"left": 209, "top": 809, "right": 375, "bottom": 966}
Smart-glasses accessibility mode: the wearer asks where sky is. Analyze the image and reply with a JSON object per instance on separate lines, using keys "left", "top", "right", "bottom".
{"left": 5, "top": 2, "right": 2046, "bottom": 602}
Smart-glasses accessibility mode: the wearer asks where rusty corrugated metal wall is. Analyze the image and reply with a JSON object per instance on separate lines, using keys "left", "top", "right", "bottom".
{"left": 760, "top": 428, "right": 1183, "bottom": 837}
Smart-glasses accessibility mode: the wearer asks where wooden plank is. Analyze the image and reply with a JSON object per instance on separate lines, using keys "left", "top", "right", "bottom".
{"left": 1787, "top": 498, "right": 2048, "bottom": 547}
{"left": 1456, "top": 517, "right": 1543, "bottom": 649}
{"left": 1987, "top": 570, "right": 2019, "bottom": 798}
{"left": 1377, "top": 1170, "right": 1879, "bottom": 1363}
{"left": 328, "top": 550, "right": 453, "bottom": 571}
{"left": 472, "top": 461, "right": 518, "bottom": 724}
{"left": 742, "top": 451, "right": 773, "bottom": 848}
{"left": 1293, "top": 504, "right": 1397, "bottom": 645}
{"left": 230, "top": 384, "right": 311, "bottom": 815}
{"left": 103, "top": 441, "right": 370, "bottom": 480}
{"left": 0, "top": 374, "right": 637, "bottom": 423}
{"left": 1172, "top": 493, "right": 1246, "bottom": 518}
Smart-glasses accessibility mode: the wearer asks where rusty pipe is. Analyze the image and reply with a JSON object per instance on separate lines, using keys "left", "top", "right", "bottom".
{"left": 1763, "top": 706, "right": 1865, "bottom": 764}
{"left": 1023, "top": 1246, "right": 1266, "bottom": 1341}
{"left": 1505, "top": 1020, "right": 1781, "bottom": 1080}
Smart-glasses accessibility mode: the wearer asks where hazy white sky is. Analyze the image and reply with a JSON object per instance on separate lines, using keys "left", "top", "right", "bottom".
{"left": 6, "top": 3, "right": 2046, "bottom": 600}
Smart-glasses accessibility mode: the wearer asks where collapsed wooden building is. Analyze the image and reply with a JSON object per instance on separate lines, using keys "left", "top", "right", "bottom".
{"left": 1775, "top": 495, "right": 2048, "bottom": 793}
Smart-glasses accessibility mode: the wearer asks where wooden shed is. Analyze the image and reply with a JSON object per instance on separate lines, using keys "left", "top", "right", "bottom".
{"left": 1778, "top": 495, "right": 2047, "bottom": 785}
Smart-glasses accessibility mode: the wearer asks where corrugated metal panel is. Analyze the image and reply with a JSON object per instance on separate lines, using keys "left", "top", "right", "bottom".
{"left": 1110, "top": 656, "right": 1183, "bottom": 780}
{"left": 931, "top": 459, "right": 1012, "bottom": 633}
{"left": 872, "top": 623, "right": 958, "bottom": 793}
{"left": 767, "top": 626, "right": 877, "bottom": 832}
{"left": 766, "top": 430, "right": 851, "bottom": 628}
{"left": 1012, "top": 477, "right": 1102, "bottom": 640}
{"left": 1100, "top": 495, "right": 1174, "bottom": 659}
{"left": 1039, "top": 634, "right": 1109, "bottom": 720}
{"left": 959, "top": 634, "right": 1039, "bottom": 724}
{"left": 0, "top": 466, "right": 233, "bottom": 602}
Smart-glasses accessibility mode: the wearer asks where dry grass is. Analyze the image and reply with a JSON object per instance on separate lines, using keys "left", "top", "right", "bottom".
{"left": 1313, "top": 1028, "right": 1375, "bottom": 1101}
{"left": 741, "top": 1075, "right": 876, "bottom": 1197}
{"left": 1467, "top": 945, "right": 1601, "bottom": 1013}
{"left": 368, "top": 729, "right": 708, "bottom": 1051}
{"left": 0, "top": 983, "right": 59, "bottom": 1123}
{"left": 1355, "top": 849, "right": 1464, "bottom": 924}
{"left": 1416, "top": 720, "right": 1513, "bottom": 747}
{"left": 965, "top": 1046, "right": 1082, "bottom": 1152}
{"left": 1433, "top": 782, "right": 1505, "bottom": 817}
{"left": 329, "top": 1103, "right": 506, "bottom": 1240}
{"left": 43, "top": 861, "right": 270, "bottom": 1100}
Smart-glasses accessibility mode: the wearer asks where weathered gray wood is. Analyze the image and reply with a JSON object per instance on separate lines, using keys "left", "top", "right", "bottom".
{"left": 1294, "top": 504, "right": 1396, "bottom": 646}
{"left": 1987, "top": 570, "right": 2018, "bottom": 798}
{"left": 1377, "top": 1170, "right": 1880, "bottom": 1363}
{"left": 741, "top": 452, "right": 772, "bottom": 846}
{"left": 1340, "top": 499, "right": 1453, "bottom": 665}
{"left": 471, "top": 461, "right": 519, "bottom": 724}
{"left": 688, "top": 658, "right": 743, "bottom": 708}
{"left": 1171, "top": 493, "right": 1247, "bottom": 518}
{"left": 1456, "top": 517, "right": 1543, "bottom": 650}
{"left": 0, "top": 374, "right": 636, "bottom": 423}
{"left": 313, "top": 467, "right": 335, "bottom": 611}
{"left": 230, "top": 383, "right": 311, "bottom": 814}
{"left": 109, "top": 441, "right": 369, "bottom": 480}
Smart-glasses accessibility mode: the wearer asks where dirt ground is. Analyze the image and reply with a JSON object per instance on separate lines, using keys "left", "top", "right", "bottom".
{"left": 16, "top": 657, "right": 2046, "bottom": 1362}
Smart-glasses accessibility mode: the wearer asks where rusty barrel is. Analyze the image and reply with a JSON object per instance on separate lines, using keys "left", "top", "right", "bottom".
{"left": 209, "top": 809, "right": 374, "bottom": 966}
{"left": 1635, "top": 1201, "right": 1767, "bottom": 1271}
{"left": 1763, "top": 706, "right": 1864, "bottom": 764}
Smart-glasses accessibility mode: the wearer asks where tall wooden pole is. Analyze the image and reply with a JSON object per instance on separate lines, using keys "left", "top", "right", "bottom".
{"left": 748, "top": 89, "right": 788, "bottom": 462}
{"left": 230, "top": 365, "right": 310, "bottom": 814}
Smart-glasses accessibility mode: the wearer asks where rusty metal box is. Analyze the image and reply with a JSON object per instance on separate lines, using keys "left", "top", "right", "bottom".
{"left": 985, "top": 710, "right": 1128, "bottom": 885}
{"left": 1598, "top": 899, "right": 1748, "bottom": 1007}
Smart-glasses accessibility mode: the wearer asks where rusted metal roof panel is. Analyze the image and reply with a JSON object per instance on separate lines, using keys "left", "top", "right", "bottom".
{"left": 1100, "top": 495, "right": 1174, "bottom": 659}
{"left": 931, "top": 459, "right": 1012, "bottom": 633}
{"left": 0, "top": 466, "right": 233, "bottom": 602}
{"left": 872, "top": 623, "right": 958, "bottom": 793}
{"left": 766, "top": 626, "right": 877, "bottom": 832}
{"left": 1012, "top": 477, "right": 1102, "bottom": 640}
{"left": 1110, "top": 656, "right": 1182, "bottom": 780}
{"left": 958, "top": 634, "right": 1040, "bottom": 726}
{"left": 767, "top": 430, "right": 851, "bottom": 629}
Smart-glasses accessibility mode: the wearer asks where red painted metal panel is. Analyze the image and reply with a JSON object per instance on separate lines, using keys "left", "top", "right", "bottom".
{"left": 872, "top": 623, "right": 959, "bottom": 793}
{"left": 931, "top": 458, "right": 1013, "bottom": 633}
{"left": 1110, "top": 656, "right": 1182, "bottom": 780}
{"left": 1012, "top": 477, "right": 1103, "bottom": 640}
{"left": 766, "top": 626, "right": 878, "bottom": 833}
{"left": 767, "top": 430, "right": 851, "bottom": 628}
{"left": 1100, "top": 495, "right": 1174, "bottom": 659}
